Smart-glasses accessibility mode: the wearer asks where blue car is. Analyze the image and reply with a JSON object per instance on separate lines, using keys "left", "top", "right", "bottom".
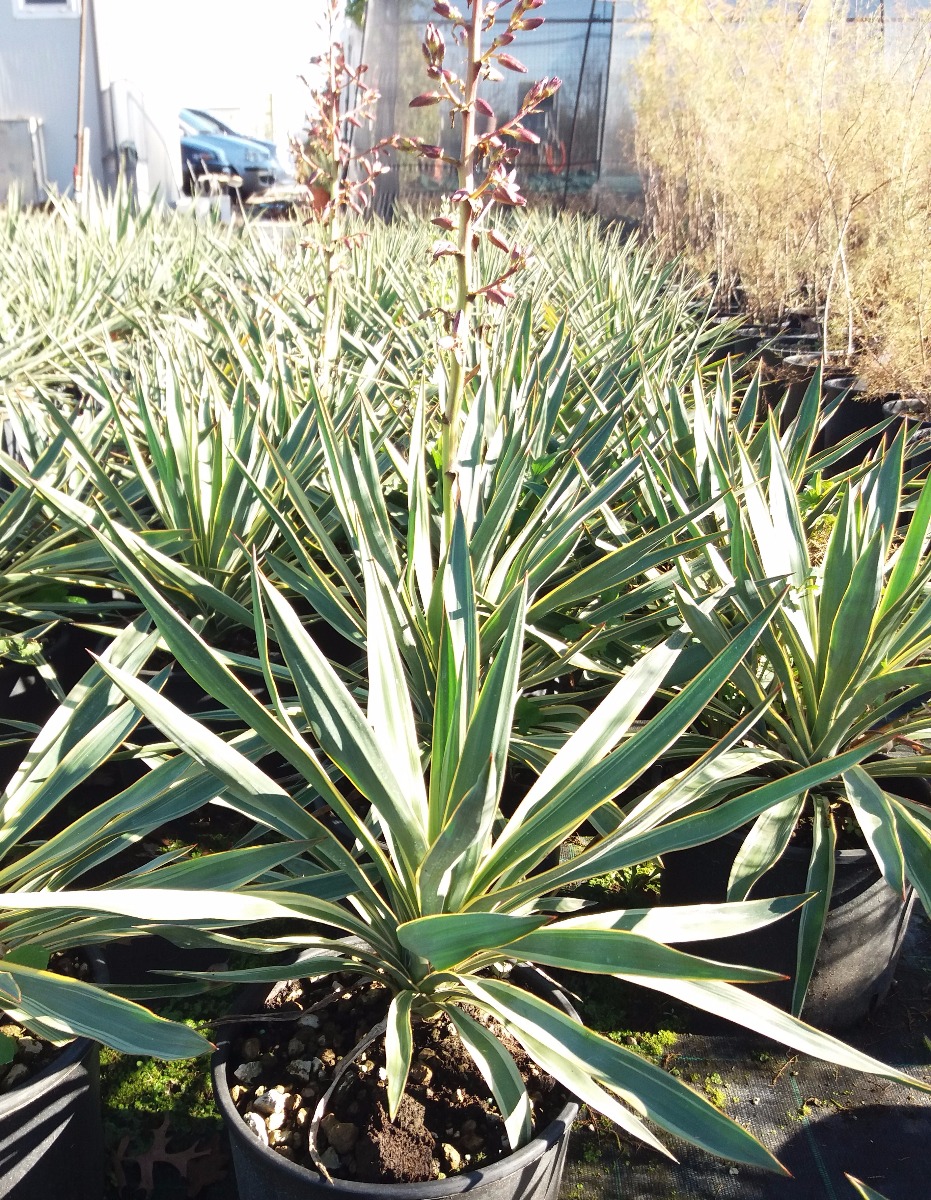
{"left": 179, "top": 108, "right": 283, "bottom": 198}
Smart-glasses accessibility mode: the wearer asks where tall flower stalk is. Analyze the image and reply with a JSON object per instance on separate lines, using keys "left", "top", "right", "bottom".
{"left": 398, "top": 0, "right": 560, "bottom": 540}
{"left": 293, "top": 0, "right": 387, "bottom": 389}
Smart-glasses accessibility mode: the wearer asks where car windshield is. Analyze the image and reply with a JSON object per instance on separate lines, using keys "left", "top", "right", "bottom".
{"left": 180, "top": 110, "right": 232, "bottom": 136}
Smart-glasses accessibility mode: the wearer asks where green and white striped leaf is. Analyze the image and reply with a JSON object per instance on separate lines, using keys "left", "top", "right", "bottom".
{"left": 385, "top": 991, "right": 415, "bottom": 1119}
{"left": 464, "top": 977, "right": 786, "bottom": 1173}
{"left": 446, "top": 1006, "right": 532, "bottom": 1149}
{"left": 4, "top": 962, "right": 212, "bottom": 1058}
{"left": 627, "top": 975, "right": 931, "bottom": 1095}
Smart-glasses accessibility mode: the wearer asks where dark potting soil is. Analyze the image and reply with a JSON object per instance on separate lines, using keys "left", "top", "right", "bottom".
{"left": 228, "top": 975, "right": 567, "bottom": 1186}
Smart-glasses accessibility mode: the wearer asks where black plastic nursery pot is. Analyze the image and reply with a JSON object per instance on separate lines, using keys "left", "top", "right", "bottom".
{"left": 711, "top": 321, "right": 771, "bottom": 361}
{"left": 759, "top": 354, "right": 818, "bottom": 434}
{"left": 0, "top": 622, "right": 105, "bottom": 783}
{"left": 212, "top": 971, "right": 580, "bottom": 1200}
{"left": 0, "top": 949, "right": 106, "bottom": 1200}
{"left": 661, "top": 828, "right": 914, "bottom": 1030}
{"left": 820, "top": 377, "right": 893, "bottom": 475}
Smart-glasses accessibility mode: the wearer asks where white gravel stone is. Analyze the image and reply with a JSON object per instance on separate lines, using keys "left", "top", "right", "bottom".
{"left": 321, "top": 1114, "right": 358, "bottom": 1154}
{"left": 243, "top": 1112, "right": 269, "bottom": 1145}
{"left": 16, "top": 1037, "right": 43, "bottom": 1058}
{"left": 0, "top": 1063, "right": 29, "bottom": 1092}
{"left": 252, "top": 1090, "right": 289, "bottom": 1116}
{"left": 442, "top": 1143, "right": 462, "bottom": 1172}
{"left": 297, "top": 1011, "right": 321, "bottom": 1029}
{"left": 286, "top": 1059, "right": 317, "bottom": 1082}
{"left": 233, "top": 1061, "right": 263, "bottom": 1084}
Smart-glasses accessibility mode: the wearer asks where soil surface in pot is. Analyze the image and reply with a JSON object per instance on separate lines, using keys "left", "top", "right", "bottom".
{"left": 0, "top": 948, "right": 94, "bottom": 1092}
{"left": 228, "top": 974, "right": 567, "bottom": 1186}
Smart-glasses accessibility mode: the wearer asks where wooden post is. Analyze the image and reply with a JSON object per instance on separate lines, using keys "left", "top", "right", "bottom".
{"left": 74, "top": 0, "right": 89, "bottom": 204}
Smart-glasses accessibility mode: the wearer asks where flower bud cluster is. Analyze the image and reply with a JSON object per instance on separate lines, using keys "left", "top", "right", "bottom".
{"left": 292, "top": 2, "right": 389, "bottom": 222}
{"left": 396, "top": 0, "right": 562, "bottom": 310}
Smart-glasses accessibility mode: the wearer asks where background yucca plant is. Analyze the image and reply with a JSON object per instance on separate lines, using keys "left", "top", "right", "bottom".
{"left": 0, "top": 185, "right": 219, "bottom": 390}
{"left": 0, "top": 321, "right": 337, "bottom": 646}
{"left": 0, "top": 618, "right": 218, "bottom": 1060}
{"left": 657, "top": 420, "right": 931, "bottom": 1014}
{"left": 208, "top": 313, "right": 736, "bottom": 770}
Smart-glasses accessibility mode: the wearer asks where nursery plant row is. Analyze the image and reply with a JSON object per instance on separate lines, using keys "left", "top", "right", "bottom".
{"left": 0, "top": 173, "right": 927, "bottom": 1200}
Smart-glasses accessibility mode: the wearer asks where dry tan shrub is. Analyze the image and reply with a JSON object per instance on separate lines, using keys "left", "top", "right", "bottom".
{"left": 633, "top": 0, "right": 931, "bottom": 390}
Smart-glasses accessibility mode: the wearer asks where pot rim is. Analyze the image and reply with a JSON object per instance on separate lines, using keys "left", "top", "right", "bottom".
{"left": 823, "top": 375, "right": 868, "bottom": 393}
{"left": 0, "top": 946, "right": 106, "bottom": 1113}
{"left": 0, "top": 1033, "right": 94, "bottom": 1115}
{"left": 212, "top": 967, "right": 580, "bottom": 1196}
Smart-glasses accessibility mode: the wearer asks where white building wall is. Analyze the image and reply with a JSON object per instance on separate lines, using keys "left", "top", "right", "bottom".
{"left": 0, "top": 0, "right": 105, "bottom": 198}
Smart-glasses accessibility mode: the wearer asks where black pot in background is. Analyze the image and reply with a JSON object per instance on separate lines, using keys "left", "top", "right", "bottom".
{"left": 212, "top": 970, "right": 579, "bottom": 1200}
{"left": 758, "top": 353, "right": 819, "bottom": 434}
{"left": 710, "top": 320, "right": 771, "bottom": 362}
{"left": 767, "top": 334, "right": 823, "bottom": 361}
{"left": 820, "top": 377, "right": 892, "bottom": 475}
{"left": 883, "top": 398, "right": 931, "bottom": 477}
{"left": 0, "top": 622, "right": 107, "bottom": 790}
{"left": 103, "top": 935, "right": 230, "bottom": 1013}
{"left": 0, "top": 948, "right": 106, "bottom": 1200}
{"left": 660, "top": 783, "right": 923, "bottom": 1030}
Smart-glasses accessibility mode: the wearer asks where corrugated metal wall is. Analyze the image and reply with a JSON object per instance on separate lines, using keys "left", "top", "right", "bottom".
{"left": 357, "top": 0, "right": 644, "bottom": 215}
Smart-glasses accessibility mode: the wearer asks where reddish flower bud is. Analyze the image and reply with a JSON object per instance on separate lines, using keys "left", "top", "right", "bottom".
{"left": 475, "top": 97, "right": 495, "bottom": 118}
{"left": 410, "top": 92, "right": 444, "bottom": 107}
{"left": 496, "top": 53, "right": 527, "bottom": 73}
{"left": 505, "top": 123, "right": 540, "bottom": 144}
{"left": 432, "top": 239, "right": 461, "bottom": 260}
{"left": 487, "top": 229, "right": 511, "bottom": 252}
{"left": 422, "top": 22, "right": 446, "bottom": 63}
{"left": 432, "top": 215, "right": 456, "bottom": 230}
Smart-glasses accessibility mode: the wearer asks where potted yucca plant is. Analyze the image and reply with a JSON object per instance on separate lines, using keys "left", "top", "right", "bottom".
{"left": 660, "top": 424, "right": 931, "bottom": 1026}
{"left": 0, "top": 619, "right": 214, "bottom": 1199}
{"left": 10, "top": 526, "right": 930, "bottom": 1198}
